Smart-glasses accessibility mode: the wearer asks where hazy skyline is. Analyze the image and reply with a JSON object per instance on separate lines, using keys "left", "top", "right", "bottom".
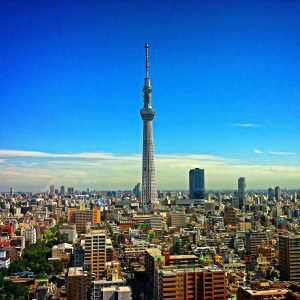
{"left": 1, "top": 1, "right": 300, "bottom": 190}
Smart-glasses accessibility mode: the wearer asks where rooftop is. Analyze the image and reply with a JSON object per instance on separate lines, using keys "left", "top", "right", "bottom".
{"left": 145, "top": 248, "right": 162, "bottom": 257}
{"left": 68, "top": 267, "right": 86, "bottom": 277}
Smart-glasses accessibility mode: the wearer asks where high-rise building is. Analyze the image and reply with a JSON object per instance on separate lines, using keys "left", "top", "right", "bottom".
{"left": 66, "top": 267, "right": 90, "bottom": 300}
{"left": 60, "top": 185, "right": 65, "bottom": 196}
{"left": 189, "top": 168, "right": 205, "bottom": 199}
{"left": 238, "top": 177, "right": 246, "bottom": 209}
{"left": 140, "top": 42, "right": 157, "bottom": 211}
{"left": 84, "top": 230, "right": 107, "bottom": 280}
{"left": 268, "top": 188, "right": 274, "bottom": 201}
{"left": 275, "top": 186, "right": 281, "bottom": 201}
{"left": 279, "top": 234, "right": 300, "bottom": 281}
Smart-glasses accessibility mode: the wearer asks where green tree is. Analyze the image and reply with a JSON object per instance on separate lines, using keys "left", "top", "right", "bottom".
{"left": 50, "top": 260, "right": 64, "bottom": 274}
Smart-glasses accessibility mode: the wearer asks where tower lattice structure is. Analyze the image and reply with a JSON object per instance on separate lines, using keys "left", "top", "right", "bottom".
{"left": 140, "top": 42, "right": 157, "bottom": 211}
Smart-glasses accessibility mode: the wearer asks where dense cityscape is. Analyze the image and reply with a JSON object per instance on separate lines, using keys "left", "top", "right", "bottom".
{"left": 2, "top": 1, "right": 300, "bottom": 300}
{"left": 0, "top": 41, "right": 300, "bottom": 300}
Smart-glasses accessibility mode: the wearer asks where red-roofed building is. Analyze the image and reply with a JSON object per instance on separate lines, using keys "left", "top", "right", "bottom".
{"left": 0, "top": 224, "right": 14, "bottom": 239}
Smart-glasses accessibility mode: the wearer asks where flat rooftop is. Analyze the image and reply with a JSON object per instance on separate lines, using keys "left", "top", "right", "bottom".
{"left": 159, "top": 266, "right": 224, "bottom": 275}
{"left": 145, "top": 248, "right": 162, "bottom": 256}
{"left": 118, "top": 286, "right": 131, "bottom": 292}
{"left": 68, "top": 267, "right": 85, "bottom": 277}
{"left": 170, "top": 255, "right": 198, "bottom": 259}
{"left": 239, "top": 288, "right": 290, "bottom": 296}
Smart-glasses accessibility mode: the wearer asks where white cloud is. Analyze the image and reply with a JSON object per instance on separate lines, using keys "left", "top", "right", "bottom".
{"left": 1, "top": 149, "right": 300, "bottom": 191}
{"left": 268, "top": 151, "right": 295, "bottom": 155}
{"left": 232, "top": 123, "right": 261, "bottom": 128}
{"left": 0, "top": 149, "right": 139, "bottom": 160}
{"left": 254, "top": 149, "right": 263, "bottom": 154}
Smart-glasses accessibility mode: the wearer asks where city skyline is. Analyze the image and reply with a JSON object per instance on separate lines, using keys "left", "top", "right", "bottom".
{"left": 1, "top": 1, "right": 300, "bottom": 190}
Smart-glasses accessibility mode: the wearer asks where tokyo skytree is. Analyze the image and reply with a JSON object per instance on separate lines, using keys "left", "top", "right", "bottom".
{"left": 140, "top": 42, "right": 157, "bottom": 211}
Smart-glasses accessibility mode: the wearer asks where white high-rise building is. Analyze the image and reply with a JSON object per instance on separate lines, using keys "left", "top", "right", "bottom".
{"left": 140, "top": 42, "right": 157, "bottom": 211}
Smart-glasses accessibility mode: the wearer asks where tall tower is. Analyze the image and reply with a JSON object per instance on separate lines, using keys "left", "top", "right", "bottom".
{"left": 140, "top": 42, "right": 157, "bottom": 211}
{"left": 238, "top": 177, "right": 246, "bottom": 209}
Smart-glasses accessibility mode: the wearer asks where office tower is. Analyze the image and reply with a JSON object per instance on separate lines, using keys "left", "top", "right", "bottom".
{"left": 275, "top": 186, "right": 281, "bottom": 201}
{"left": 189, "top": 168, "right": 205, "bottom": 199}
{"left": 9, "top": 188, "right": 13, "bottom": 196}
{"left": 66, "top": 267, "right": 90, "bottom": 300}
{"left": 140, "top": 42, "right": 157, "bottom": 211}
{"left": 133, "top": 183, "right": 141, "bottom": 197}
{"left": 279, "top": 235, "right": 300, "bottom": 281}
{"left": 60, "top": 185, "right": 65, "bottom": 196}
{"left": 154, "top": 267, "right": 226, "bottom": 300}
{"left": 238, "top": 177, "right": 246, "bottom": 209}
{"left": 84, "top": 230, "right": 107, "bottom": 280}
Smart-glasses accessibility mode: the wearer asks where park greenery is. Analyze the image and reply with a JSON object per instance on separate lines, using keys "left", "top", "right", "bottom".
{"left": 0, "top": 218, "right": 65, "bottom": 299}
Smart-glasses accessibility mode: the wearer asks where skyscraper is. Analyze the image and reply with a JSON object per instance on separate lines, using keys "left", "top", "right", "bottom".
{"left": 189, "top": 168, "right": 205, "bottom": 199}
{"left": 275, "top": 186, "right": 281, "bottom": 201}
{"left": 60, "top": 185, "right": 65, "bottom": 196}
{"left": 268, "top": 187, "right": 274, "bottom": 201}
{"left": 140, "top": 42, "right": 157, "bottom": 211}
{"left": 238, "top": 177, "right": 246, "bottom": 209}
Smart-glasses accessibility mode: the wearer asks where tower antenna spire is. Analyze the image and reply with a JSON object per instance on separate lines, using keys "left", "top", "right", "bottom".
{"left": 145, "top": 42, "right": 149, "bottom": 78}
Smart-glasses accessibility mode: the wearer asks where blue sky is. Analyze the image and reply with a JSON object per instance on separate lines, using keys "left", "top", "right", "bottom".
{"left": 1, "top": 0, "right": 300, "bottom": 191}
